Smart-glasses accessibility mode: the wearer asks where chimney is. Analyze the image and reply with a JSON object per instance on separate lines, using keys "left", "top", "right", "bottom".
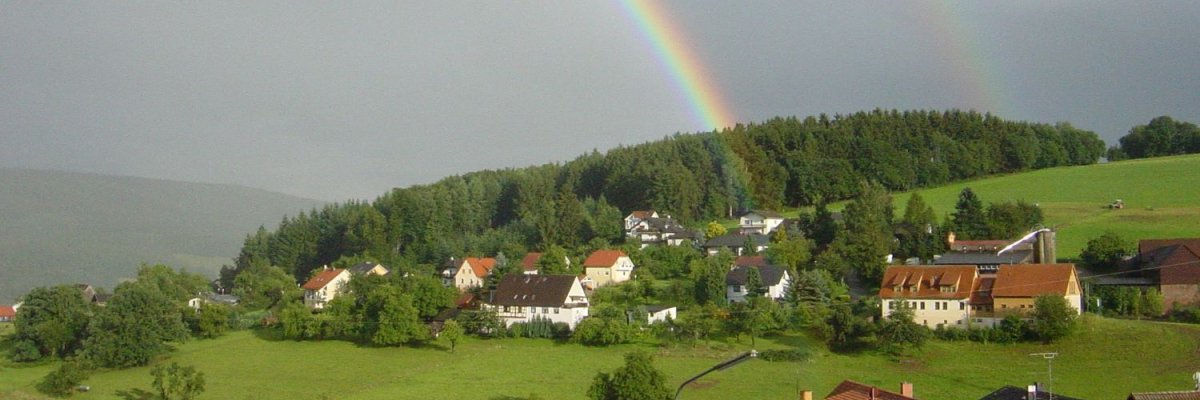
{"left": 1028, "top": 383, "right": 1038, "bottom": 399}
{"left": 801, "top": 390, "right": 812, "bottom": 400}
{"left": 870, "top": 387, "right": 878, "bottom": 400}
{"left": 901, "top": 382, "right": 913, "bottom": 398}
{"left": 947, "top": 231, "right": 956, "bottom": 246}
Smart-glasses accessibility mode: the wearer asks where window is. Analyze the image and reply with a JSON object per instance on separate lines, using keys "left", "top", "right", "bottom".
{"left": 554, "top": 308, "right": 560, "bottom": 314}
{"left": 531, "top": 308, "right": 537, "bottom": 314}
{"left": 960, "top": 302, "right": 965, "bottom": 310}
{"left": 919, "top": 302, "right": 925, "bottom": 310}
{"left": 942, "top": 302, "right": 948, "bottom": 310}
{"left": 1001, "top": 304, "right": 1007, "bottom": 309}
{"left": 543, "top": 307, "right": 549, "bottom": 314}
{"left": 888, "top": 302, "right": 896, "bottom": 310}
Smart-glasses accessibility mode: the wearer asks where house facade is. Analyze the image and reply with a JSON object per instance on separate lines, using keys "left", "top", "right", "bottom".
{"left": 303, "top": 268, "right": 351, "bottom": 309}
{"left": 484, "top": 275, "right": 590, "bottom": 330}
{"left": 1133, "top": 239, "right": 1200, "bottom": 312}
{"left": 0, "top": 305, "right": 15, "bottom": 322}
{"left": 738, "top": 210, "right": 784, "bottom": 235}
{"left": 726, "top": 264, "right": 791, "bottom": 303}
{"left": 624, "top": 210, "right": 659, "bottom": 232}
{"left": 583, "top": 250, "right": 635, "bottom": 288}
{"left": 880, "top": 264, "right": 1084, "bottom": 329}
{"left": 645, "top": 305, "right": 676, "bottom": 324}
{"left": 441, "top": 257, "right": 497, "bottom": 291}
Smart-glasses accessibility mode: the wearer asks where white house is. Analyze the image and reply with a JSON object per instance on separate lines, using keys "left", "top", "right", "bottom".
{"left": 583, "top": 249, "right": 635, "bottom": 288}
{"left": 186, "top": 293, "right": 240, "bottom": 310}
{"left": 645, "top": 305, "right": 676, "bottom": 324}
{"left": 440, "top": 257, "right": 497, "bottom": 290}
{"left": 485, "top": 275, "right": 590, "bottom": 330}
{"left": 624, "top": 210, "right": 659, "bottom": 233}
{"left": 738, "top": 210, "right": 785, "bottom": 235}
{"left": 726, "top": 264, "right": 791, "bottom": 303}
{"left": 703, "top": 233, "right": 770, "bottom": 256}
{"left": 302, "top": 268, "right": 351, "bottom": 309}
{"left": 879, "top": 264, "right": 1083, "bottom": 329}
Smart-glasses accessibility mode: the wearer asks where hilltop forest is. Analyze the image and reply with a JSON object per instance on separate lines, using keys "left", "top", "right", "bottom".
{"left": 225, "top": 109, "right": 1105, "bottom": 284}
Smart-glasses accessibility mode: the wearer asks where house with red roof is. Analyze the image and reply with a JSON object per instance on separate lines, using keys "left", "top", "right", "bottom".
{"left": 1131, "top": 238, "right": 1200, "bottom": 312}
{"left": 624, "top": 210, "right": 659, "bottom": 232}
{"left": 0, "top": 304, "right": 17, "bottom": 322}
{"left": 820, "top": 380, "right": 915, "bottom": 400}
{"left": 441, "top": 257, "right": 497, "bottom": 291}
{"left": 582, "top": 249, "right": 634, "bottom": 288}
{"left": 520, "top": 252, "right": 571, "bottom": 275}
{"left": 302, "top": 267, "right": 351, "bottom": 309}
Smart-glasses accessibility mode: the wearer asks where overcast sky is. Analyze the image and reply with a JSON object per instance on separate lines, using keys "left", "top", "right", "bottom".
{"left": 2, "top": 1, "right": 1197, "bottom": 201}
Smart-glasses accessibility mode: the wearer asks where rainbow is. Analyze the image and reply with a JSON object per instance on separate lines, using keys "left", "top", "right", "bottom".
{"left": 919, "top": 2, "right": 1014, "bottom": 117}
{"left": 618, "top": 0, "right": 737, "bottom": 131}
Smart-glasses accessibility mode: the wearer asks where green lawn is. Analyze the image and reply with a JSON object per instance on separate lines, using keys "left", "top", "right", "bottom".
{"left": 3, "top": 316, "right": 1198, "bottom": 399}
{"left": 890, "top": 154, "right": 1200, "bottom": 258}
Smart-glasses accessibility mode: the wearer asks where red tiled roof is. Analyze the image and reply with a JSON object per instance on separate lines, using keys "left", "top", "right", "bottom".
{"left": 733, "top": 255, "right": 768, "bottom": 268}
{"left": 1128, "top": 391, "right": 1200, "bottom": 400}
{"left": 465, "top": 257, "right": 497, "bottom": 277}
{"left": 825, "top": 380, "right": 915, "bottom": 400}
{"left": 970, "top": 277, "right": 996, "bottom": 305}
{"left": 991, "top": 264, "right": 1078, "bottom": 298}
{"left": 521, "top": 253, "right": 542, "bottom": 272}
{"left": 302, "top": 269, "right": 346, "bottom": 290}
{"left": 584, "top": 250, "right": 626, "bottom": 268}
{"left": 0, "top": 306, "right": 15, "bottom": 319}
{"left": 629, "top": 211, "right": 655, "bottom": 219}
{"left": 878, "top": 265, "right": 978, "bottom": 300}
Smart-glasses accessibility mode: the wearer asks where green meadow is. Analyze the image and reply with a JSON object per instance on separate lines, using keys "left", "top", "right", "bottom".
{"left": 891, "top": 154, "right": 1200, "bottom": 258}
{"left": 2, "top": 316, "right": 1199, "bottom": 400}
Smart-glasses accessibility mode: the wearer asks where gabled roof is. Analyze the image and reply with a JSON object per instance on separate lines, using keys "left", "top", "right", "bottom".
{"left": 584, "top": 250, "right": 627, "bottom": 268}
{"left": 733, "top": 255, "right": 769, "bottom": 268}
{"left": 824, "top": 380, "right": 915, "bottom": 400}
{"left": 522, "top": 252, "right": 542, "bottom": 272}
{"left": 1134, "top": 241, "right": 1200, "bottom": 285}
{"left": 0, "top": 305, "right": 15, "bottom": 319}
{"left": 1139, "top": 238, "right": 1200, "bottom": 255}
{"left": 878, "top": 265, "right": 978, "bottom": 300}
{"left": 490, "top": 275, "right": 581, "bottom": 307}
{"left": 726, "top": 265, "right": 787, "bottom": 286}
{"left": 302, "top": 269, "right": 347, "bottom": 291}
{"left": 991, "top": 264, "right": 1078, "bottom": 298}
{"left": 1128, "top": 391, "right": 1200, "bottom": 400}
{"left": 627, "top": 210, "right": 657, "bottom": 220}
{"left": 645, "top": 304, "right": 674, "bottom": 313}
{"left": 950, "top": 239, "right": 1016, "bottom": 252}
{"left": 704, "top": 233, "right": 770, "bottom": 248}
{"left": 979, "top": 385, "right": 1085, "bottom": 400}
{"left": 464, "top": 257, "right": 497, "bottom": 277}
{"left": 348, "top": 262, "right": 388, "bottom": 276}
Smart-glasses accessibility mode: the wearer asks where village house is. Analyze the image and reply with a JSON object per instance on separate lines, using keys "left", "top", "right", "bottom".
{"left": 644, "top": 305, "right": 676, "bottom": 324}
{"left": 1128, "top": 238, "right": 1200, "bottom": 312}
{"left": 0, "top": 304, "right": 16, "bottom": 322}
{"left": 980, "top": 384, "right": 1085, "bottom": 400}
{"left": 582, "top": 249, "right": 635, "bottom": 288}
{"left": 623, "top": 210, "right": 659, "bottom": 233}
{"left": 879, "top": 263, "right": 1082, "bottom": 329}
{"left": 820, "top": 380, "right": 916, "bottom": 400}
{"left": 441, "top": 257, "right": 497, "bottom": 291}
{"left": 726, "top": 264, "right": 791, "bottom": 303}
{"left": 703, "top": 233, "right": 770, "bottom": 256}
{"left": 187, "top": 293, "right": 240, "bottom": 310}
{"left": 935, "top": 230, "right": 1058, "bottom": 273}
{"left": 484, "top": 274, "right": 590, "bottom": 330}
{"left": 738, "top": 210, "right": 785, "bottom": 235}
{"left": 347, "top": 262, "right": 390, "bottom": 277}
{"left": 302, "top": 267, "right": 351, "bottom": 309}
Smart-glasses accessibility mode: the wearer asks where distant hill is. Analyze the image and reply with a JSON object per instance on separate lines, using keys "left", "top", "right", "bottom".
{"left": 0, "top": 168, "right": 324, "bottom": 302}
{"left": 891, "top": 154, "right": 1200, "bottom": 258}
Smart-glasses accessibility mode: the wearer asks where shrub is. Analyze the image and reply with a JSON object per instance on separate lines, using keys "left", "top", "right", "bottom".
{"left": 758, "top": 349, "right": 810, "bottom": 362}
{"left": 37, "top": 361, "right": 88, "bottom": 397}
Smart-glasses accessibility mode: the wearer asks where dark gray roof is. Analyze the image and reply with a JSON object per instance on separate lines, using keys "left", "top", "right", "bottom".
{"left": 934, "top": 250, "right": 1033, "bottom": 265}
{"left": 704, "top": 233, "right": 770, "bottom": 248}
{"left": 978, "top": 386, "right": 1085, "bottom": 400}
{"left": 726, "top": 265, "right": 787, "bottom": 286}
{"left": 491, "top": 275, "right": 578, "bottom": 307}
{"left": 645, "top": 305, "right": 674, "bottom": 313}
{"left": 208, "top": 294, "right": 240, "bottom": 304}
{"left": 348, "top": 262, "right": 387, "bottom": 275}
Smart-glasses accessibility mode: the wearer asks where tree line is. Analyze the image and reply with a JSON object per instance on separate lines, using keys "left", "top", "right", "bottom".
{"left": 1107, "top": 116, "right": 1200, "bottom": 160}
{"left": 225, "top": 109, "right": 1105, "bottom": 286}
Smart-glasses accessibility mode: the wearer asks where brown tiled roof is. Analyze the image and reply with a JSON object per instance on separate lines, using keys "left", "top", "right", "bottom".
{"left": 824, "top": 380, "right": 915, "bottom": 400}
{"left": 302, "top": 269, "right": 346, "bottom": 290}
{"left": 1139, "top": 239, "right": 1200, "bottom": 255}
{"left": 0, "top": 305, "right": 15, "bottom": 319}
{"left": 629, "top": 210, "right": 655, "bottom": 219}
{"left": 878, "top": 265, "right": 978, "bottom": 300}
{"left": 991, "top": 264, "right": 1078, "bottom": 298}
{"left": 521, "top": 253, "right": 542, "bottom": 272}
{"left": 970, "top": 277, "right": 996, "bottom": 305}
{"left": 1128, "top": 391, "right": 1200, "bottom": 400}
{"left": 733, "top": 255, "right": 768, "bottom": 268}
{"left": 584, "top": 250, "right": 626, "bottom": 268}
{"left": 490, "top": 275, "right": 580, "bottom": 307}
{"left": 465, "top": 257, "right": 497, "bottom": 277}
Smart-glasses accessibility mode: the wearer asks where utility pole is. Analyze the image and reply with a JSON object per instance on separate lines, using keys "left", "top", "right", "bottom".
{"left": 1030, "top": 352, "right": 1058, "bottom": 400}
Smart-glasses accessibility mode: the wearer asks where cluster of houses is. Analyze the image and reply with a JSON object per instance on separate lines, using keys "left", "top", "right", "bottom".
{"left": 812, "top": 379, "right": 1200, "bottom": 400}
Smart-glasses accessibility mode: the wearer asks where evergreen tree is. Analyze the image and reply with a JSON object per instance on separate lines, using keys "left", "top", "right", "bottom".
{"left": 745, "top": 267, "right": 766, "bottom": 298}
{"left": 840, "top": 181, "right": 894, "bottom": 285}
{"left": 950, "top": 188, "right": 988, "bottom": 239}
{"left": 536, "top": 246, "right": 571, "bottom": 275}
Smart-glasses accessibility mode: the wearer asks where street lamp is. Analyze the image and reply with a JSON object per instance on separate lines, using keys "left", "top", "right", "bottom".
{"left": 674, "top": 350, "right": 757, "bottom": 400}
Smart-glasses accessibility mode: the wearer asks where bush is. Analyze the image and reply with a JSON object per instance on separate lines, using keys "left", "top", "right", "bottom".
{"left": 758, "top": 349, "right": 810, "bottom": 362}
{"left": 1170, "top": 305, "right": 1200, "bottom": 323}
{"left": 37, "top": 361, "right": 88, "bottom": 397}
{"left": 572, "top": 317, "right": 633, "bottom": 346}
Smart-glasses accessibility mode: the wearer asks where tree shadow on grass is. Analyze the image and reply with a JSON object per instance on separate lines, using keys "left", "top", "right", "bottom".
{"left": 115, "top": 388, "right": 154, "bottom": 400}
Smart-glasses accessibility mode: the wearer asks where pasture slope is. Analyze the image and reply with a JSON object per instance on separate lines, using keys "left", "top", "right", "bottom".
{"left": 2, "top": 316, "right": 1199, "bottom": 399}
{"left": 891, "top": 153, "right": 1200, "bottom": 259}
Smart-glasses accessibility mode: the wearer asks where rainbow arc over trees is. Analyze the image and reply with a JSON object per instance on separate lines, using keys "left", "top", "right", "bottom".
{"left": 619, "top": 0, "right": 737, "bottom": 131}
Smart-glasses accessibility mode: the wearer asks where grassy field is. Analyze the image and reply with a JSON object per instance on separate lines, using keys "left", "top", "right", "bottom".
{"left": 2, "top": 316, "right": 1198, "bottom": 400}
{"left": 889, "top": 154, "right": 1200, "bottom": 259}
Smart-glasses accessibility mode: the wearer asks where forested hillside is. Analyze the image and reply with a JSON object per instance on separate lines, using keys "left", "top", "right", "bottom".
{"left": 0, "top": 169, "right": 323, "bottom": 302}
{"left": 232, "top": 109, "right": 1105, "bottom": 283}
